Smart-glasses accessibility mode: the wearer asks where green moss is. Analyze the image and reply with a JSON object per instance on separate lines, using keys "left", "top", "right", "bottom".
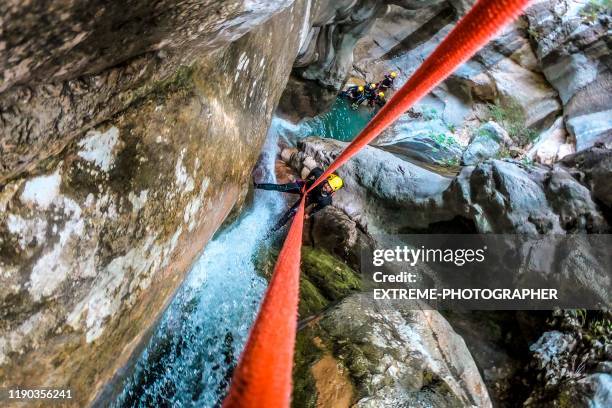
{"left": 292, "top": 247, "right": 363, "bottom": 405}
{"left": 299, "top": 276, "right": 329, "bottom": 318}
{"left": 292, "top": 328, "right": 324, "bottom": 408}
{"left": 339, "top": 343, "right": 370, "bottom": 381}
{"left": 300, "top": 246, "right": 362, "bottom": 302}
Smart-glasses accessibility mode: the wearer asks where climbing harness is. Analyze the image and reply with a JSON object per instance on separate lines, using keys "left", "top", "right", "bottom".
{"left": 223, "top": 1, "right": 532, "bottom": 407}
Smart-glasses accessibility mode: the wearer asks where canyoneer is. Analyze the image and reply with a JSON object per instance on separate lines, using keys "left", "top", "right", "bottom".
{"left": 377, "top": 71, "right": 398, "bottom": 92}
{"left": 342, "top": 84, "right": 365, "bottom": 107}
{"left": 254, "top": 167, "right": 344, "bottom": 231}
{"left": 359, "top": 82, "right": 378, "bottom": 107}
{"left": 369, "top": 91, "right": 387, "bottom": 108}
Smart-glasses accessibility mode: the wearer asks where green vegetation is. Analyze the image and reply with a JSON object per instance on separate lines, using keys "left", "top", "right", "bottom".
{"left": 527, "top": 27, "right": 541, "bottom": 41}
{"left": 487, "top": 102, "right": 538, "bottom": 147}
{"left": 299, "top": 246, "right": 362, "bottom": 317}
{"left": 478, "top": 126, "right": 498, "bottom": 140}
{"left": 571, "top": 309, "right": 612, "bottom": 346}
{"left": 429, "top": 131, "right": 458, "bottom": 151}
{"left": 299, "top": 276, "right": 329, "bottom": 318}
{"left": 520, "top": 156, "right": 534, "bottom": 166}
{"left": 580, "top": 0, "right": 611, "bottom": 23}
{"left": 292, "top": 327, "right": 324, "bottom": 408}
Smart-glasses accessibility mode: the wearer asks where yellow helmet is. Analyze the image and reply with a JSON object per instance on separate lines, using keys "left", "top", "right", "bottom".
{"left": 369, "top": 83, "right": 376, "bottom": 89}
{"left": 358, "top": 85, "right": 364, "bottom": 92}
{"left": 378, "top": 92, "right": 385, "bottom": 97}
{"left": 326, "top": 173, "right": 344, "bottom": 192}
{"left": 390, "top": 71, "right": 398, "bottom": 78}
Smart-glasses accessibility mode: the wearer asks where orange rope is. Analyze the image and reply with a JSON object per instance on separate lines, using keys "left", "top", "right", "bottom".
{"left": 223, "top": 1, "right": 531, "bottom": 407}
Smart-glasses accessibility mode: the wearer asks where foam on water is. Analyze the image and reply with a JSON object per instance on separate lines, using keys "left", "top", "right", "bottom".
{"left": 114, "top": 121, "right": 286, "bottom": 407}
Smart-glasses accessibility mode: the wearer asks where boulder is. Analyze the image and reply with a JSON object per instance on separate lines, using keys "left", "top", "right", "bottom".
{"left": 290, "top": 137, "right": 454, "bottom": 232}
{"left": 445, "top": 159, "right": 609, "bottom": 234}
{"left": 528, "top": 117, "right": 574, "bottom": 165}
{"left": 290, "top": 137, "right": 609, "bottom": 235}
{"left": 461, "top": 121, "right": 512, "bottom": 165}
{"left": 298, "top": 246, "right": 362, "bottom": 318}
{"left": 376, "top": 114, "right": 465, "bottom": 166}
{"left": 295, "top": 294, "right": 492, "bottom": 407}
{"left": 559, "top": 146, "right": 612, "bottom": 211}
{"left": 523, "top": 310, "right": 612, "bottom": 407}
{"left": 545, "top": 167, "right": 607, "bottom": 231}
{"left": 306, "top": 205, "right": 374, "bottom": 271}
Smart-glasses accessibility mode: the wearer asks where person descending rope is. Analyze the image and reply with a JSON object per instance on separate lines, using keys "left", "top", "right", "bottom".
{"left": 377, "top": 71, "right": 397, "bottom": 92}
{"left": 254, "top": 167, "right": 344, "bottom": 231}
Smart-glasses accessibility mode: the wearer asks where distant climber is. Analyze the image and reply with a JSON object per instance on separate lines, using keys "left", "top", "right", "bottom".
{"left": 363, "top": 82, "right": 378, "bottom": 103}
{"left": 254, "top": 167, "right": 344, "bottom": 231}
{"left": 342, "top": 85, "right": 364, "bottom": 102}
{"left": 368, "top": 91, "right": 387, "bottom": 108}
{"left": 377, "top": 71, "right": 397, "bottom": 92}
{"left": 340, "top": 85, "right": 366, "bottom": 109}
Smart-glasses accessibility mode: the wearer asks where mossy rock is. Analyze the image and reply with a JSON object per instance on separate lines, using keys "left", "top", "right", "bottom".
{"left": 339, "top": 343, "right": 370, "bottom": 381}
{"left": 292, "top": 327, "right": 325, "bottom": 408}
{"left": 300, "top": 246, "right": 362, "bottom": 302}
{"left": 299, "top": 276, "right": 329, "bottom": 318}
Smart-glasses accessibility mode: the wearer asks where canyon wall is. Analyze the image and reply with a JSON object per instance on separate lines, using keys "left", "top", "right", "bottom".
{"left": 0, "top": 1, "right": 311, "bottom": 405}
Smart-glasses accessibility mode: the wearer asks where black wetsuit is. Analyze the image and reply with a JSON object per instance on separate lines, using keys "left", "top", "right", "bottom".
{"left": 377, "top": 75, "right": 395, "bottom": 92}
{"left": 254, "top": 167, "right": 332, "bottom": 231}
{"left": 369, "top": 95, "right": 387, "bottom": 108}
{"left": 344, "top": 86, "right": 365, "bottom": 103}
{"left": 360, "top": 84, "right": 377, "bottom": 106}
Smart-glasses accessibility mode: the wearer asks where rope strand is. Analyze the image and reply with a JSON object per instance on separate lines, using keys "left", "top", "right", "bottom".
{"left": 224, "top": 1, "right": 532, "bottom": 407}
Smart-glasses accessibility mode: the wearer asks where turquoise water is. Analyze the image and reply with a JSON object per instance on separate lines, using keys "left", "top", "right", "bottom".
{"left": 299, "top": 97, "right": 376, "bottom": 141}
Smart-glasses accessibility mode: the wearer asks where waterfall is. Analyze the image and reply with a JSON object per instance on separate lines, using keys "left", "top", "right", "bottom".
{"left": 114, "top": 118, "right": 287, "bottom": 407}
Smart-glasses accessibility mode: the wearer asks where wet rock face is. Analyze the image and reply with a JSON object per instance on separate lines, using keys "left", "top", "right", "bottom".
{"left": 280, "top": 0, "right": 476, "bottom": 118}
{"left": 295, "top": 0, "right": 388, "bottom": 89}
{"left": 350, "top": 3, "right": 569, "bottom": 166}
{"left": 0, "top": 0, "right": 298, "bottom": 181}
{"left": 0, "top": 1, "right": 309, "bottom": 405}
{"left": 0, "top": 0, "right": 294, "bottom": 93}
{"left": 524, "top": 0, "right": 612, "bottom": 151}
{"left": 296, "top": 0, "right": 476, "bottom": 90}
